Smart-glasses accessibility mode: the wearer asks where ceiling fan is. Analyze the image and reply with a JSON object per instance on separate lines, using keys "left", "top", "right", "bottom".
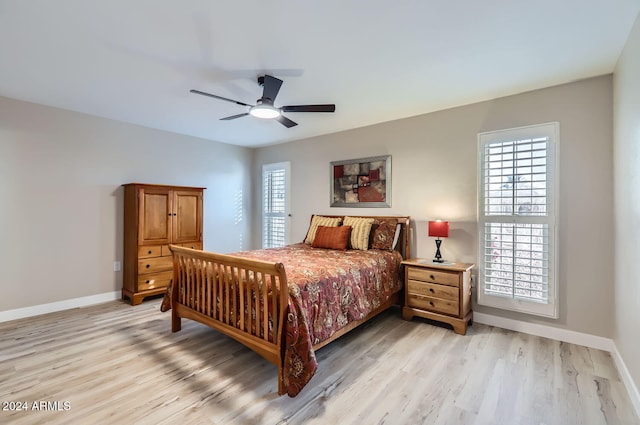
{"left": 190, "top": 75, "right": 335, "bottom": 128}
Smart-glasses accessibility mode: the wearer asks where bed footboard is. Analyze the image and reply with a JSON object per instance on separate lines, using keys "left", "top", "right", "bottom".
{"left": 169, "top": 245, "right": 289, "bottom": 394}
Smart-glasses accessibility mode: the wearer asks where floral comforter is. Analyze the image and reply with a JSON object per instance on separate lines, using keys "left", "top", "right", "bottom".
{"left": 231, "top": 243, "right": 403, "bottom": 396}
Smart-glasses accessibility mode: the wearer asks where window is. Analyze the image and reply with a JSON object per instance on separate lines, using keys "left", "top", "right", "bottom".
{"left": 478, "top": 123, "right": 558, "bottom": 318}
{"left": 262, "top": 162, "right": 290, "bottom": 248}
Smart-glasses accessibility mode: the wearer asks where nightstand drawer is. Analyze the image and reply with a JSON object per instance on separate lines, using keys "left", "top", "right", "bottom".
{"left": 407, "top": 294, "right": 459, "bottom": 316}
{"left": 407, "top": 268, "right": 459, "bottom": 287}
{"left": 407, "top": 280, "right": 458, "bottom": 302}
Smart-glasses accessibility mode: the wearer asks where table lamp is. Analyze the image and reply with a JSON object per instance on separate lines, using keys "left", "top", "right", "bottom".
{"left": 428, "top": 220, "right": 449, "bottom": 263}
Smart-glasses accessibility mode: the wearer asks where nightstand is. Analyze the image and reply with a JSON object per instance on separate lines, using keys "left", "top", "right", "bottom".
{"left": 401, "top": 259, "right": 475, "bottom": 335}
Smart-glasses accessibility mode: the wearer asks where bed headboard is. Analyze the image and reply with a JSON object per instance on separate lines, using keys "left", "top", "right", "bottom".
{"left": 311, "top": 215, "right": 411, "bottom": 260}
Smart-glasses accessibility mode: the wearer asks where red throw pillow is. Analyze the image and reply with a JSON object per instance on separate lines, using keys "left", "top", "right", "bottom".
{"left": 312, "top": 225, "right": 352, "bottom": 250}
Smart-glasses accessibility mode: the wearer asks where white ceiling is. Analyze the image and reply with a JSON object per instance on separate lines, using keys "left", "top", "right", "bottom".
{"left": 1, "top": 1, "right": 638, "bottom": 148}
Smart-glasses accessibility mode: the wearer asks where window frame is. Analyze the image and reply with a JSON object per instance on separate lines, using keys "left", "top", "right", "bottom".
{"left": 262, "top": 161, "right": 291, "bottom": 249}
{"left": 477, "top": 122, "right": 559, "bottom": 318}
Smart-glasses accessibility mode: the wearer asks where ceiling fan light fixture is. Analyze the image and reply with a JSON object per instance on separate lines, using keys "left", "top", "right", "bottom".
{"left": 249, "top": 104, "right": 281, "bottom": 119}
{"left": 190, "top": 74, "right": 334, "bottom": 128}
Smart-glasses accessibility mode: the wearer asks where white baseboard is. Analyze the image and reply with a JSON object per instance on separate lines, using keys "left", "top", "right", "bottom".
{"left": 473, "top": 312, "right": 615, "bottom": 351}
{"left": 611, "top": 345, "right": 640, "bottom": 418}
{"left": 0, "top": 291, "right": 121, "bottom": 323}
{"left": 474, "top": 312, "right": 640, "bottom": 418}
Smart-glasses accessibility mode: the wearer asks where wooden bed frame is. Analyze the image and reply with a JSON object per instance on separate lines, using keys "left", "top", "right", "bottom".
{"left": 168, "top": 215, "right": 411, "bottom": 395}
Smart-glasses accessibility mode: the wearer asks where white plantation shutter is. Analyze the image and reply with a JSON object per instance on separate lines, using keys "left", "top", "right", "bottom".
{"left": 262, "top": 162, "right": 290, "bottom": 248}
{"left": 478, "top": 123, "right": 558, "bottom": 318}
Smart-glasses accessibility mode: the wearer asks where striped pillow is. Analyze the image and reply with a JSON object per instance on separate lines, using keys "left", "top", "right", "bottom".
{"left": 304, "top": 215, "right": 343, "bottom": 244}
{"left": 311, "top": 226, "right": 351, "bottom": 250}
{"left": 343, "top": 216, "right": 375, "bottom": 250}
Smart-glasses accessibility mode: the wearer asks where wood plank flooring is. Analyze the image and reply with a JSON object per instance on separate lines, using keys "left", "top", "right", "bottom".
{"left": 0, "top": 299, "right": 637, "bottom": 425}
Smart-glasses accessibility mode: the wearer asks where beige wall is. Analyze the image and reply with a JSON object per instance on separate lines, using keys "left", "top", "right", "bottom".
{"left": 614, "top": 12, "right": 640, "bottom": 398}
{"left": 0, "top": 96, "right": 252, "bottom": 311}
{"left": 253, "top": 75, "right": 614, "bottom": 337}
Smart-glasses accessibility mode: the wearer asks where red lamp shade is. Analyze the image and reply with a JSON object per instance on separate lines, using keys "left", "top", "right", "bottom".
{"left": 428, "top": 220, "right": 449, "bottom": 238}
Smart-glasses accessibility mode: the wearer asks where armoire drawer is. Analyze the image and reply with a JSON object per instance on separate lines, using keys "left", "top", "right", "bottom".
{"left": 137, "top": 271, "right": 173, "bottom": 291}
{"left": 138, "top": 256, "right": 173, "bottom": 274}
{"left": 180, "top": 242, "right": 203, "bottom": 250}
{"left": 138, "top": 245, "right": 171, "bottom": 258}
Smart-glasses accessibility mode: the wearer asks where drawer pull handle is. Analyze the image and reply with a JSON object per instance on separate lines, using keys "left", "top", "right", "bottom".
{"left": 148, "top": 250, "right": 152, "bottom": 254}
{"left": 430, "top": 275, "right": 435, "bottom": 280}
{"left": 146, "top": 264, "right": 150, "bottom": 268}
{"left": 429, "top": 288, "right": 435, "bottom": 293}
{"left": 146, "top": 280, "right": 150, "bottom": 283}
{"left": 429, "top": 301, "right": 434, "bottom": 307}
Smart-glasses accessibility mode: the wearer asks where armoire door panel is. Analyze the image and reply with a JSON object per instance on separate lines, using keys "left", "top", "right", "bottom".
{"left": 173, "top": 190, "right": 202, "bottom": 243}
{"left": 139, "top": 189, "right": 172, "bottom": 245}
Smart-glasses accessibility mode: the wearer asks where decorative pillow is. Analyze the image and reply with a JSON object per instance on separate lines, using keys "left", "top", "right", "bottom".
{"left": 312, "top": 226, "right": 352, "bottom": 250}
{"left": 343, "top": 216, "right": 375, "bottom": 250}
{"left": 304, "top": 215, "right": 342, "bottom": 244}
{"left": 371, "top": 219, "right": 399, "bottom": 251}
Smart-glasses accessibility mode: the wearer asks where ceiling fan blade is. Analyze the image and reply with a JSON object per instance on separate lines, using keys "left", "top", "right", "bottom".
{"left": 190, "top": 89, "right": 253, "bottom": 107}
{"left": 275, "top": 115, "right": 298, "bottom": 128}
{"left": 261, "top": 75, "right": 283, "bottom": 103}
{"left": 220, "top": 113, "right": 249, "bottom": 121}
{"left": 281, "top": 104, "right": 336, "bottom": 113}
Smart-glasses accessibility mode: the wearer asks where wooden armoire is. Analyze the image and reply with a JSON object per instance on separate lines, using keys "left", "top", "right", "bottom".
{"left": 122, "top": 183, "right": 205, "bottom": 305}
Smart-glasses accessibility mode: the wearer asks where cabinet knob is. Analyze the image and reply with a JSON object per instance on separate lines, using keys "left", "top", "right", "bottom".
{"left": 146, "top": 264, "right": 150, "bottom": 268}
{"left": 429, "top": 288, "right": 435, "bottom": 293}
{"left": 429, "top": 301, "right": 434, "bottom": 307}
{"left": 146, "top": 280, "right": 150, "bottom": 283}
{"left": 430, "top": 275, "right": 435, "bottom": 280}
{"left": 168, "top": 213, "right": 172, "bottom": 216}
{"left": 148, "top": 250, "right": 152, "bottom": 254}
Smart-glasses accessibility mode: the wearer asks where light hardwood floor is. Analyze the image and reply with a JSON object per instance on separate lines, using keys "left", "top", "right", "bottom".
{"left": 1, "top": 299, "right": 637, "bottom": 425}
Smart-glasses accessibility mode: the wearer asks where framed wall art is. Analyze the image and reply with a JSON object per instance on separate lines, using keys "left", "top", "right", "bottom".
{"left": 330, "top": 155, "right": 391, "bottom": 207}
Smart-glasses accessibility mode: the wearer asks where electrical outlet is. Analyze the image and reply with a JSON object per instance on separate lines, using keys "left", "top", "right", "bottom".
{"left": 113, "top": 261, "right": 121, "bottom": 272}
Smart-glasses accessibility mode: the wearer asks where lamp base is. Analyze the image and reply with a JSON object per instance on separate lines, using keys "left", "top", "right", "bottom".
{"left": 433, "top": 238, "right": 445, "bottom": 263}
